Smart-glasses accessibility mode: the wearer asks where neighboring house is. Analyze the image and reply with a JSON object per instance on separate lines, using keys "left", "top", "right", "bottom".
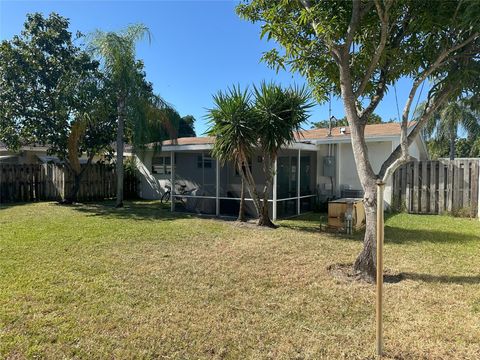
{"left": 0, "top": 142, "right": 107, "bottom": 165}
{"left": 0, "top": 143, "right": 51, "bottom": 164}
{"left": 133, "top": 122, "right": 428, "bottom": 220}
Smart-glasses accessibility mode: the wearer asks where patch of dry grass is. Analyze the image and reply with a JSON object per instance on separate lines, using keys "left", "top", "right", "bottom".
{"left": 0, "top": 202, "right": 479, "bottom": 359}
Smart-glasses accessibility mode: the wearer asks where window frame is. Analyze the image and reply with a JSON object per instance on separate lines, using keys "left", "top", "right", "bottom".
{"left": 152, "top": 155, "right": 174, "bottom": 175}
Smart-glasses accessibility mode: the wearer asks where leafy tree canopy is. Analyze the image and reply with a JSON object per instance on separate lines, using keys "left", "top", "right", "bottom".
{"left": 0, "top": 12, "right": 116, "bottom": 160}
{"left": 237, "top": 0, "right": 480, "bottom": 278}
{"left": 238, "top": 0, "right": 480, "bottom": 105}
{"left": 179, "top": 115, "right": 196, "bottom": 137}
{"left": 427, "top": 137, "right": 480, "bottom": 159}
{"left": 417, "top": 97, "right": 479, "bottom": 159}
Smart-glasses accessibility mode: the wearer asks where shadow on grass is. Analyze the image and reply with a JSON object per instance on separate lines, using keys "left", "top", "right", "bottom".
{"left": 277, "top": 212, "right": 327, "bottom": 233}
{"left": 70, "top": 200, "right": 190, "bottom": 221}
{"left": 278, "top": 218, "right": 480, "bottom": 246}
{"left": 400, "top": 272, "right": 480, "bottom": 285}
{"left": 70, "top": 200, "right": 242, "bottom": 223}
{"left": 329, "top": 264, "right": 479, "bottom": 285}
{"left": 0, "top": 201, "right": 42, "bottom": 210}
{"left": 385, "top": 225, "right": 480, "bottom": 245}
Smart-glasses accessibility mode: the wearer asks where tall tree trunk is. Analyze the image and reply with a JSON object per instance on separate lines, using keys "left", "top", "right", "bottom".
{"left": 257, "top": 153, "right": 276, "bottom": 228}
{"left": 239, "top": 153, "right": 262, "bottom": 216}
{"left": 116, "top": 97, "right": 126, "bottom": 208}
{"left": 257, "top": 191, "right": 275, "bottom": 227}
{"left": 353, "top": 183, "right": 377, "bottom": 282}
{"left": 65, "top": 173, "right": 82, "bottom": 203}
{"left": 238, "top": 173, "right": 246, "bottom": 222}
{"left": 338, "top": 51, "right": 378, "bottom": 279}
{"left": 61, "top": 124, "right": 94, "bottom": 205}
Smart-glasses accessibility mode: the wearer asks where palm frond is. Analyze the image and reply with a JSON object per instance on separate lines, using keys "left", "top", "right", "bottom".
{"left": 206, "top": 85, "right": 257, "bottom": 165}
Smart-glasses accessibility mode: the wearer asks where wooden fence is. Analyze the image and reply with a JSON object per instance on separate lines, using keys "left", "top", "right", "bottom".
{"left": 392, "top": 159, "right": 480, "bottom": 216}
{"left": 0, "top": 163, "right": 138, "bottom": 203}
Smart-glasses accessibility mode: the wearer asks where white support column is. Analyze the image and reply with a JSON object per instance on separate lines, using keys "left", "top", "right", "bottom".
{"left": 272, "top": 157, "right": 278, "bottom": 221}
{"left": 336, "top": 143, "right": 341, "bottom": 197}
{"left": 477, "top": 162, "right": 480, "bottom": 220}
{"left": 297, "top": 148, "right": 301, "bottom": 215}
{"left": 216, "top": 158, "right": 220, "bottom": 216}
{"left": 170, "top": 151, "right": 175, "bottom": 212}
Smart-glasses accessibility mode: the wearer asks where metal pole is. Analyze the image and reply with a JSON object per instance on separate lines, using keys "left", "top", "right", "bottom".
{"left": 272, "top": 158, "right": 278, "bottom": 221}
{"left": 215, "top": 158, "right": 220, "bottom": 217}
{"left": 297, "top": 148, "right": 301, "bottom": 215}
{"left": 376, "top": 180, "right": 385, "bottom": 357}
{"left": 477, "top": 162, "right": 480, "bottom": 220}
{"left": 170, "top": 151, "right": 175, "bottom": 212}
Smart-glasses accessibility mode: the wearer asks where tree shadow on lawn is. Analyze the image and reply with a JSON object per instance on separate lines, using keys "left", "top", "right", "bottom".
{"left": 277, "top": 212, "right": 328, "bottom": 233}
{"left": 70, "top": 200, "right": 194, "bottom": 221}
{"left": 329, "top": 264, "right": 480, "bottom": 285}
{"left": 0, "top": 201, "right": 41, "bottom": 210}
{"left": 400, "top": 272, "right": 480, "bottom": 284}
{"left": 384, "top": 225, "right": 480, "bottom": 245}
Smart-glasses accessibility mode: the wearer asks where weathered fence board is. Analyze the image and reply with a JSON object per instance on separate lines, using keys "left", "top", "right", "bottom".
{"left": 393, "top": 159, "right": 480, "bottom": 217}
{"left": 0, "top": 163, "right": 137, "bottom": 203}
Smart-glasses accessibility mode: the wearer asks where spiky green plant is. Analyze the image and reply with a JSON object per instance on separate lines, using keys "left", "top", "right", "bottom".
{"left": 253, "top": 82, "right": 314, "bottom": 227}
{"left": 206, "top": 86, "right": 260, "bottom": 219}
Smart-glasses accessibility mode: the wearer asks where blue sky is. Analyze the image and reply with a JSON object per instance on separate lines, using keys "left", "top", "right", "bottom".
{"left": 0, "top": 0, "right": 427, "bottom": 136}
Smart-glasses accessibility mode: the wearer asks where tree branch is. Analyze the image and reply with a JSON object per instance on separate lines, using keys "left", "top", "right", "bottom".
{"left": 299, "top": 0, "right": 341, "bottom": 64}
{"left": 359, "top": 68, "right": 388, "bottom": 121}
{"left": 345, "top": 0, "right": 361, "bottom": 47}
{"left": 378, "top": 83, "right": 456, "bottom": 180}
{"left": 354, "top": 0, "right": 392, "bottom": 98}
{"left": 397, "top": 31, "right": 478, "bottom": 158}
{"left": 358, "top": 4, "right": 413, "bottom": 121}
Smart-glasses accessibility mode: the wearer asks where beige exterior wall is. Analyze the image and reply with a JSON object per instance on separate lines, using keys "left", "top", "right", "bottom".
{"left": 337, "top": 140, "right": 393, "bottom": 192}
{"left": 135, "top": 135, "right": 427, "bottom": 209}
{"left": 331, "top": 136, "right": 426, "bottom": 206}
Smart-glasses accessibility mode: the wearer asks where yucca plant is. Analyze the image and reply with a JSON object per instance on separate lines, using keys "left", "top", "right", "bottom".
{"left": 253, "top": 82, "right": 314, "bottom": 227}
{"left": 206, "top": 86, "right": 260, "bottom": 221}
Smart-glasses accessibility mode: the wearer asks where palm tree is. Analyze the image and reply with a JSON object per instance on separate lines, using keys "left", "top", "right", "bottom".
{"left": 253, "top": 82, "right": 313, "bottom": 227}
{"left": 419, "top": 99, "right": 480, "bottom": 160}
{"left": 89, "top": 24, "right": 151, "bottom": 207}
{"left": 206, "top": 86, "right": 261, "bottom": 221}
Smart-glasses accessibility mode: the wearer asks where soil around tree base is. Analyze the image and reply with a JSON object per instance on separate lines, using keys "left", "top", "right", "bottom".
{"left": 327, "top": 263, "right": 404, "bottom": 284}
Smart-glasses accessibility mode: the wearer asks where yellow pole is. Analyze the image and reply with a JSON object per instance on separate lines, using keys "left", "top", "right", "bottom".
{"left": 376, "top": 180, "right": 385, "bottom": 358}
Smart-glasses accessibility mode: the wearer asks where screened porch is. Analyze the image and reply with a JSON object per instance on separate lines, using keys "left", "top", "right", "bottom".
{"left": 162, "top": 143, "right": 317, "bottom": 220}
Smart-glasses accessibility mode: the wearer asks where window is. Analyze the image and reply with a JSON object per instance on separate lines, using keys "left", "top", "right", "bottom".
{"left": 197, "top": 155, "right": 213, "bottom": 169}
{"left": 152, "top": 155, "right": 172, "bottom": 175}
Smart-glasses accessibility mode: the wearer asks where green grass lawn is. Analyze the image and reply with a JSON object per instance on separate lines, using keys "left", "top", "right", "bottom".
{"left": 0, "top": 201, "right": 479, "bottom": 359}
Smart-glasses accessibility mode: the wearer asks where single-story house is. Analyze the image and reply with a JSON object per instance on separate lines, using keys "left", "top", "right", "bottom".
{"left": 0, "top": 143, "right": 52, "bottom": 164}
{"left": 132, "top": 122, "right": 428, "bottom": 220}
{"left": 0, "top": 142, "right": 106, "bottom": 165}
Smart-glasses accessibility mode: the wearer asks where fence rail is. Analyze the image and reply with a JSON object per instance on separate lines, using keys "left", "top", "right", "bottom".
{"left": 392, "top": 159, "right": 480, "bottom": 216}
{"left": 0, "top": 163, "right": 137, "bottom": 203}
